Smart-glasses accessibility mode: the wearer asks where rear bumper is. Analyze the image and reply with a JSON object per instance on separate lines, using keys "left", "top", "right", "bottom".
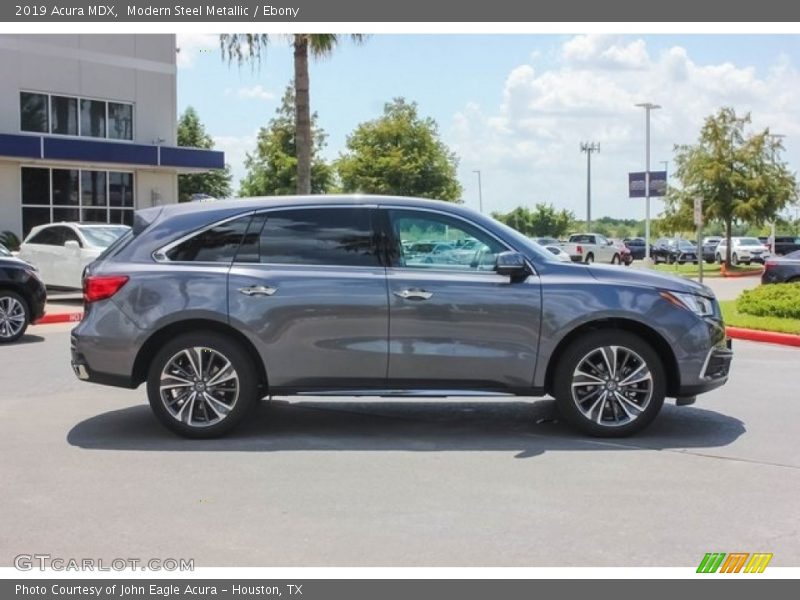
{"left": 70, "top": 337, "right": 137, "bottom": 388}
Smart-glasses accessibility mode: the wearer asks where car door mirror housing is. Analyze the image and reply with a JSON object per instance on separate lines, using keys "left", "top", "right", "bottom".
{"left": 495, "top": 251, "right": 529, "bottom": 280}
{"left": 64, "top": 240, "right": 80, "bottom": 250}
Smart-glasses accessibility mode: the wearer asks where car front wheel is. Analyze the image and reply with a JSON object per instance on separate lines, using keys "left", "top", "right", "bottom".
{"left": 552, "top": 330, "right": 666, "bottom": 437}
{"left": 0, "top": 291, "right": 30, "bottom": 343}
{"left": 146, "top": 332, "right": 260, "bottom": 438}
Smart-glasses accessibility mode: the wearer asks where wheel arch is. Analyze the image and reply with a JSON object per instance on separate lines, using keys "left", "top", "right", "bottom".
{"left": 132, "top": 319, "right": 268, "bottom": 390}
{"left": 544, "top": 318, "right": 680, "bottom": 397}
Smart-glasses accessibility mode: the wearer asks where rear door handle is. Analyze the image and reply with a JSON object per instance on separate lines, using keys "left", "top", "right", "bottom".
{"left": 393, "top": 289, "right": 433, "bottom": 300}
{"left": 239, "top": 285, "right": 277, "bottom": 297}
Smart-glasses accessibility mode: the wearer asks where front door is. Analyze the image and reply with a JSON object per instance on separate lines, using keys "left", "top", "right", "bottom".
{"left": 383, "top": 208, "right": 542, "bottom": 392}
{"left": 227, "top": 206, "right": 389, "bottom": 391}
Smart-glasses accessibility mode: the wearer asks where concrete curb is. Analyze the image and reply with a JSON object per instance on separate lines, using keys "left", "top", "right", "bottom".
{"left": 720, "top": 265, "right": 764, "bottom": 278}
{"left": 726, "top": 326, "right": 800, "bottom": 348}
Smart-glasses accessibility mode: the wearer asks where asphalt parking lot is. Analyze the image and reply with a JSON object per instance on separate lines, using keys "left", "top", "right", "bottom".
{"left": 1, "top": 323, "right": 798, "bottom": 567}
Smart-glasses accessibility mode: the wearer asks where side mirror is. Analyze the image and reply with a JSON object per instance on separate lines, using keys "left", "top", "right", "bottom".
{"left": 64, "top": 240, "right": 80, "bottom": 251}
{"left": 495, "top": 251, "right": 529, "bottom": 280}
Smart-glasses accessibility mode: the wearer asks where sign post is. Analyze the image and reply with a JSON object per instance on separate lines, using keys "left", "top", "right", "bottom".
{"left": 694, "top": 196, "right": 704, "bottom": 283}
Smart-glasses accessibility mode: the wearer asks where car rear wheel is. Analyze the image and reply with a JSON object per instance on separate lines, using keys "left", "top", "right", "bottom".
{"left": 146, "top": 332, "right": 260, "bottom": 438}
{"left": 731, "top": 253, "right": 739, "bottom": 266}
{"left": 584, "top": 253, "right": 594, "bottom": 264}
{"left": 611, "top": 254, "right": 620, "bottom": 265}
{"left": 0, "top": 291, "right": 29, "bottom": 343}
{"left": 552, "top": 330, "right": 666, "bottom": 437}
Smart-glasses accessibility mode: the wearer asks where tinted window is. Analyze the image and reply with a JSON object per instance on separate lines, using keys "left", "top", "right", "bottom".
{"left": 50, "top": 96, "right": 78, "bottom": 135}
{"left": 52, "top": 169, "right": 79, "bottom": 206}
{"left": 80, "top": 99, "right": 106, "bottom": 138}
{"left": 389, "top": 209, "right": 506, "bottom": 272}
{"left": 28, "top": 226, "right": 63, "bottom": 246}
{"left": 108, "top": 102, "right": 133, "bottom": 140}
{"left": 20, "top": 92, "right": 49, "bottom": 133}
{"left": 167, "top": 216, "right": 251, "bottom": 263}
{"left": 21, "top": 167, "right": 50, "bottom": 206}
{"left": 257, "top": 208, "right": 379, "bottom": 267}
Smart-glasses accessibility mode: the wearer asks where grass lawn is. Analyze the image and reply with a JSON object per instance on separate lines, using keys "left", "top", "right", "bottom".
{"left": 719, "top": 300, "right": 800, "bottom": 335}
{"left": 649, "top": 263, "right": 762, "bottom": 278}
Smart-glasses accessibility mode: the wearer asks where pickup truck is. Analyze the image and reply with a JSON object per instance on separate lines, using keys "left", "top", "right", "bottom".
{"left": 561, "top": 233, "right": 622, "bottom": 264}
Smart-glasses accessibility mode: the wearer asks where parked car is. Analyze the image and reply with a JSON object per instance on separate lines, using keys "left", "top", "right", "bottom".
{"left": 623, "top": 238, "right": 647, "bottom": 260}
{"left": 0, "top": 244, "right": 46, "bottom": 342}
{"left": 543, "top": 245, "right": 572, "bottom": 262}
{"left": 609, "top": 239, "right": 633, "bottom": 266}
{"left": 768, "top": 236, "right": 800, "bottom": 256}
{"left": 560, "top": 233, "right": 622, "bottom": 264}
{"left": 71, "top": 195, "right": 732, "bottom": 439}
{"left": 652, "top": 238, "right": 699, "bottom": 265}
{"left": 715, "top": 237, "right": 771, "bottom": 265}
{"left": 18, "top": 222, "right": 131, "bottom": 288}
{"left": 701, "top": 236, "right": 722, "bottom": 264}
{"left": 532, "top": 237, "right": 561, "bottom": 247}
{"left": 762, "top": 250, "right": 800, "bottom": 284}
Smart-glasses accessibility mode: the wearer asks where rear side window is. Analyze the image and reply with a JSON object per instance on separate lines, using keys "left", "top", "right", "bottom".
{"left": 254, "top": 208, "right": 379, "bottom": 267}
{"left": 28, "top": 226, "right": 63, "bottom": 246}
{"left": 166, "top": 215, "right": 251, "bottom": 263}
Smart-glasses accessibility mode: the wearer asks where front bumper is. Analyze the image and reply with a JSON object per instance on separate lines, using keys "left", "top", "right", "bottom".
{"left": 678, "top": 338, "right": 733, "bottom": 395}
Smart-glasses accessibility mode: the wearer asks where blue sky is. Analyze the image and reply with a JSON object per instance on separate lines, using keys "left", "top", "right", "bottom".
{"left": 177, "top": 34, "right": 800, "bottom": 219}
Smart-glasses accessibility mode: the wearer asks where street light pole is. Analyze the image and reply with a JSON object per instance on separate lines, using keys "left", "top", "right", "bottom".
{"left": 580, "top": 142, "right": 600, "bottom": 230}
{"left": 635, "top": 102, "right": 661, "bottom": 263}
{"left": 767, "top": 133, "right": 786, "bottom": 253}
{"left": 472, "top": 170, "right": 483, "bottom": 214}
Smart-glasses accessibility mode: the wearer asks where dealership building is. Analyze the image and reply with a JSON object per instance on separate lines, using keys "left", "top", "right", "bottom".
{"left": 0, "top": 34, "right": 224, "bottom": 238}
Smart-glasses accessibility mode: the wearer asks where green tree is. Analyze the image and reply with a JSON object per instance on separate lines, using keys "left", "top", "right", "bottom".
{"left": 239, "top": 85, "right": 334, "bottom": 196}
{"left": 336, "top": 99, "right": 463, "bottom": 201}
{"left": 492, "top": 204, "right": 574, "bottom": 238}
{"left": 220, "top": 34, "right": 366, "bottom": 195}
{"left": 176, "top": 107, "right": 232, "bottom": 202}
{"left": 664, "top": 107, "right": 798, "bottom": 266}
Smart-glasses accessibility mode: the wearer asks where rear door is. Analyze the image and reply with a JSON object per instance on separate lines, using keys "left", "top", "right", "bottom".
{"left": 381, "top": 207, "right": 541, "bottom": 391}
{"left": 227, "top": 206, "right": 389, "bottom": 391}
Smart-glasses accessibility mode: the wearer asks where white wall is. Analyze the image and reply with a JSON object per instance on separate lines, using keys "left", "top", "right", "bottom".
{"left": 0, "top": 164, "right": 21, "bottom": 236}
{"left": 0, "top": 34, "right": 177, "bottom": 145}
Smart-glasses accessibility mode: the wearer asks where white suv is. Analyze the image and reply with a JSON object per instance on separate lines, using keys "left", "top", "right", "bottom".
{"left": 715, "top": 236, "right": 771, "bottom": 265}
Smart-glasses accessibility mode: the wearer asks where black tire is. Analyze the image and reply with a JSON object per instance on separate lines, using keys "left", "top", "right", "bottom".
{"left": 731, "top": 253, "right": 739, "bottom": 266}
{"left": 668, "top": 254, "right": 676, "bottom": 265}
{"left": 0, "top": 290, "right": 30, "bottom": 343}
{"left": 552, "top": 330, "right": 666, "bottom": 437}
{"left": 146, "top": 331, "right": 261, "bottom": 438}
{"left": 716, "top": 253, "right": 722, "bottom": 264}
{"left": 611, "top": 254, "right": 620, "bottom": 265}
{"left": 584, "top": 253, "right": 594, "bottom": 264}
{"left": 705, "top": 258, "right": 715, "bottom": 265}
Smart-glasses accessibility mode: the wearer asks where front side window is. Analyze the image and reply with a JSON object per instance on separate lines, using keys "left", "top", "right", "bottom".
{"left": 20, "top": 92, "right": 48, "bottom": 133}
{"left": 256, "top": 208, "right": 379, "bottom": 267}
{"left": 50, "top": 96, "right": 78, "bottom": 135}
{"left": 388, "top": 210, "right": 505, "bottom": 272}
{"left": 166, "top": 216, "right": 252, "bottom": 263}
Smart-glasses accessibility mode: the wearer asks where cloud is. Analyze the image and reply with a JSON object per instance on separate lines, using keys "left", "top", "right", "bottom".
{"left": 232, "top": 85, "right": 276, "bottom": 101}
{"left": 175, "top": 33, "right": 218, "bottom": 68}
{"left": 449, "top": 35, "right": 800, "bottom": 219}
{"left": 212, "top": 131, "right": 259, "bottom": 190}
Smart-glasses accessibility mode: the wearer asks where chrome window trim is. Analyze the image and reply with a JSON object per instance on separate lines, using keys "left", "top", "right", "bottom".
{"left": 153, "top": 204, "right": 381, "bottom": 267}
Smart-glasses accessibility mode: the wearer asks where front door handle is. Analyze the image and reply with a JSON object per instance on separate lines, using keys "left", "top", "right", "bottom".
{"left": 393, "top": 289, "right": 433, "bottom": 301}
{"left": 239, "top": 285, "right": 277, "bottom": 297}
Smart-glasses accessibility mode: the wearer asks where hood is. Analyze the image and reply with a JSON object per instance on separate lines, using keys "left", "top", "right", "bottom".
{"left": 585, "top": 264, "right": 715, "bottom": 298}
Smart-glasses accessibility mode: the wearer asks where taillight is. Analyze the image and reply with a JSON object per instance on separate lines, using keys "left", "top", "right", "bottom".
{"left": 576, "top": 245, "right": 583, "bottom": 254}
{"left": 83, "top": 275, "right": 129, "bottom": 303}
{"left": 764, "top": 261, "right": 776, "bottom": 270}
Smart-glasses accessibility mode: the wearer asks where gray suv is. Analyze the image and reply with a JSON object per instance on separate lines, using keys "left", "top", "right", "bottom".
{"left": 71, "top": 196, "right": 732, "bottom": 438}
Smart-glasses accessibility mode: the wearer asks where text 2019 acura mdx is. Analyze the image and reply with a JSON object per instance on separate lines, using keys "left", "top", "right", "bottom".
{"left": 71, "top": 195, "right": 732, "bottom": 438}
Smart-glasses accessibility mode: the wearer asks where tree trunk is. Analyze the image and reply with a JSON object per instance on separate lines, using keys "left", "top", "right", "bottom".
{"left": 294, "top": 36, "right": 312, "bottom": 195}
{"left": 725, "top": 217, "right": 732, "bottom": 268}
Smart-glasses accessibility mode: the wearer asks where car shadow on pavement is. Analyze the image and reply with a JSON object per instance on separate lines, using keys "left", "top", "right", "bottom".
{"left": 1, "top": 334, "right": 45, "bottom": 346}
{"left": 67, "top": 398, "right": 745, "bottom": 458}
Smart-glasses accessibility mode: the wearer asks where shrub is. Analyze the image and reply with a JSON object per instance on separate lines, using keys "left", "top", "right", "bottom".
{"left": 0, "top": 230, "right": 21, "bottom": 252}
{"left": 737, "top": 283, "right": 800, "bottom": 320}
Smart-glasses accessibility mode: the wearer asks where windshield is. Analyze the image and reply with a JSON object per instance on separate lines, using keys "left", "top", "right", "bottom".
{"left": 677, "top": 241, "right": 695, "bottom": 249}
{"left": 738, "top": 237, "right": 762, "bottom": 246}
{"left": 79, "top": 226, "right": 131, "bottom": 248}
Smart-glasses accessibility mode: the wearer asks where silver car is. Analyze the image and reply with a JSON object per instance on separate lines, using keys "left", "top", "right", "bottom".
{"left": 71, "top": 195, "right": 732, "bottom": 438}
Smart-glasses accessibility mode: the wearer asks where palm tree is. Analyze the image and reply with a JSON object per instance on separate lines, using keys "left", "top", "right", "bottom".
{"left": 220, "top": 34, "right": 366, "bottom": 195}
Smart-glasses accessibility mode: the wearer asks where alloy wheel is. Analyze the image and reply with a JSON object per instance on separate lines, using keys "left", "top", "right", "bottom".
{"left": 570, "top": 345, "right": 654, "bottom": 427}
{"left": 0, "top": 295, "right": 27, "bottom": 340}
{"left": 159, "top": 347, "right": 240, "bottom": 428}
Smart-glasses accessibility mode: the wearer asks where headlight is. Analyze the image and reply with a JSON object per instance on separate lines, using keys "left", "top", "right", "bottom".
{"left": 661, "top": 291, "right": 715, "bottom": 317}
